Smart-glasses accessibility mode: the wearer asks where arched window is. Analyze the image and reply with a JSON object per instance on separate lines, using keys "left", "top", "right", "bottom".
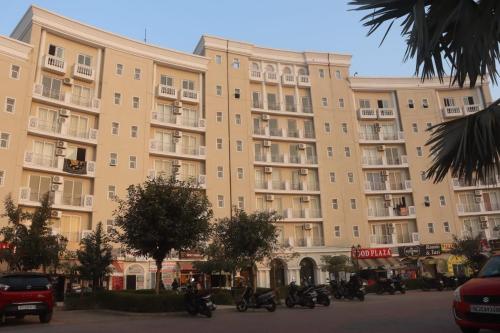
{"left": 298, "top": 68, "right": 308, "bottom": 75}
{"left": 282, "top": 66, "right": 292, "bottom": 74}
{"left": 251, "top": 62, "right": 260, "bottom": 71}
{"left": 265, "top": 64, "right": 275, "bottom": 73}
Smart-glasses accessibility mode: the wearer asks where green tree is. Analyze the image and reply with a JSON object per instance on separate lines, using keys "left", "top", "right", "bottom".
{"left": 113, "top": 176, "right": 212, "bottom": 294}
{"left": 76, "top": 222, "right": 113, "bottom": 291}
{"left": 450, "top": 234, "right": 489, "bottom": 274}
{"left": 350, "top": 0, "right": 500, "bottom": 184}
{"left": 321, "top": 255, "right": 353, "bottom": 281}
{"left": 0, "top": 194, "right": 67, "bottom": 272}
{"left": 211, "top": 209, "right": 281, "bottom": 289}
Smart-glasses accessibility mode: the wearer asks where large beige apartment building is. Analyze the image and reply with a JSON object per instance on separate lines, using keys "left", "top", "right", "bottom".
{"left": 0, "top": 6, "right": 498, "bottom": 289}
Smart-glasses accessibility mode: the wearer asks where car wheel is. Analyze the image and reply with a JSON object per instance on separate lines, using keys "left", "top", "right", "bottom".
{"left": 285, "top": 297, "right": 294, "bottom": 308}
{"left": 459, "top": 326, "right": 479, "bottom": 333}
{"left": 306, "top": 299, "right": 315, "bottom": 309}
{"left": 236, "top": 301, "right": 248, "bottom": 312}
{"left": 266, "top": 301, "right": 276, "bottom": 312}
{"left": 204, "top": 308, "right": 212, "bottom": 318}
{"left": 39, "top": 312, "right": 52, "bottom": 324}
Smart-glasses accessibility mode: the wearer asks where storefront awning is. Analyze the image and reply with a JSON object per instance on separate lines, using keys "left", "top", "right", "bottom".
{"left": 358, "top": 257, "right": 403, "bottom": 270}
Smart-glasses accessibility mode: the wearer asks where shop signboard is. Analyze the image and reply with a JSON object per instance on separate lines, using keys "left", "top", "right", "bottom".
{"left": 179, "top": 251, "right": 204, "bottom": 260}
{"left": 397, "top": 245, "right": 420, "bottom": 257}
{"left": 440, "top": 243, "right": 454, "bottom": 253}
{"left": 354, "top": 247, "right": 392, "bottom": 259}
{"left": 421, "top": 244, "right": 441, "bottom": 256}
{"left": 0, "top": 242, "right": 10, "bottom": 250}
{"left": 398, "top": 244, "right": 442, "bottom": 257}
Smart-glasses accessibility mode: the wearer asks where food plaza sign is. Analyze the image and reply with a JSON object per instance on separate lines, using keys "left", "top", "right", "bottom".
{"left": 397, "top": 244, "right": 442, "bottom": 257}
{"left": 354, "top": 247, "right": 392, "bottom": 259}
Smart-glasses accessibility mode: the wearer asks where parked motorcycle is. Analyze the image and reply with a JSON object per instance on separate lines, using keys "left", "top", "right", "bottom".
{"left": 442, "top": 275, "right": 458, "bottom": 290}
{"left": 236, "top": 286, "right": 276, "bottom": 312}
{"left": 313, "top": 284, "right": 331, "bottom": 306}
{"left": 375, "top": 278, "right": 396, "bottom": 295}
{"left": 421, "top": 277, "right": 444, "bottom": 291}
{"left": 285, "top": 282, "right": 317, "bottom": 308}
{"left": 184, "top": 285, "right": 216, "bottom": 317}
{"left": 393, "top": 277, "right": 406, "bottom": 294}
{"left": 329, "top": 279, "right": 365, "bottom": 301}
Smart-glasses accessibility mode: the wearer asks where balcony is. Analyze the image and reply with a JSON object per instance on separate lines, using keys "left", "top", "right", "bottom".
{"left": 254, "top": 152, "right": 318, "bottom": 166}
{"left": 180, "top": 89, "right": 199, "bottom": 103}
{"left": 370, "top": 232, "right": 419, "bottom": 247}
{"left": 151, "top": 111, "right": 205, "bottom": 132}
{"left": 282, "top": 208, "right": 322, "bottom": 221}
{"left": 377, "top": 108, "right": 396, "bottom": 119}
{"left": 28, "top": 116, "right": 98, "bottom": 145}
{"left": 297, "top": 75, "right": 311, "bottom": 87}
{"left": 42, "top": 55, "right": 66, "bottom": 75}
{"left": 255, "top": 180, "right": 320, "bottom": 194}
{"left": 23, "top": 152, "right": 96, "bottom": 177}
{"left": 362, "top": 155, "right": 408, "bottom": 168}
{"left": 252, "top": 127, "right": 315, "bottom": 142}
{"left": 281, "top": 74, "right": 296, "bottom": 86}
{"left": 149, "top": 139, "right": 206, "bottom": 160}
{"left": 359, "top": 131, "right": 404, "bottom": 143}
{"left": 457, "top": 200, "right": 500, "bottom": 216}
{"left": 72, "top": 64, "right": 94, "bottom": 82}
{"left": 32, "top": 84, "right": 101, "bottom": 114}
{"left": 367, "top": 205, "right": 416, "bottom": 220}
{"left": 18, "top": 187, "right": 93, "bottom": 212}
{"left": 249, "top": 70, "right": 263, "bottom": 82}
{"left": 443, "top": 106, "right": 463, "bottom": 118}
{"left": 252, "top": 99, "right": 264, "bottom": 109}
{"left": 156, "top": 85, "right": 177, "bottom": 100}
{"left": 358, "top": 108, "right": 377, "bottom": 119}
{"left": 264, "top": 72, "right": 279, "bottom": 84}
{"left": 464, "top": 104, "right": 480, "bottom": 115}
{"left": 452, "top": 177, "right": 500, "bottom": 190}
{"left": 365, "top": 180, "right": 412, "bottom": 193}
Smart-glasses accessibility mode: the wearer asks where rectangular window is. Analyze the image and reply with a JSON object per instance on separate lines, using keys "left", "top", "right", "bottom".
{"left": 28, "top": 175, "right": 51, "bottom": 202}
{"left": 350, "top": 198, "right": 357, "bottom": 209}
{"left": 62, "top": 179, "right": 83, "bottom": 206}
{"left": 160, "top": 75, "right": 173, "bottom": 86}
{"left": 216, "top": 112, "right": 223, "bottom": 123}
{"left": 329, "top": 172, "right": 336, "bottom": 183}
{"left": 215, "top": 55, "right": 222, "bottom": 64}
{"left": 134, "top": 68, "right": 141, "bottom": 80}
{"left": 107, "top": 185, "right": 116, "bottom": 200}
{"left": 0, "top": 170, "right": 4, "bottom": 186}
{"left": 428, "top": 223, "right": 435, "bottom": 234}
{"left": 216, "top": 85, "right": 222, "bottom": 96}
{"left": 182, "top": 80, "right": 195, "bottom": 91}
{"left": 238, "top": 196, "right": 245, "bottom": 209}
{"left": 359, "top": 99, "right": 371, "bottom": 108}
{"left": 111, "top": 122, "right": 119, "bottom": 135}
{"left": 424, "top": 195, "right": 431, "bottom": 207}
{"left": 321, "top": 97, "right": 328, "bottom": 107}
{"left": 217, "top": 166, "right": 223, "bottom": 179}
{"left": 439, "top": 195, "right": 446, "bottom": 207}
{"left": 216, "top": 138, "right": 223, "bottom": 150}
{"left": 131, "top": 126, "right": 138, "bottom": 138}
{"left": 416, "top": 147, "right": 423, "bottom": 156}
{"left": 77, "top": 54, "right": 92, "bottom": 66}
{"left": 106, "top": 219, "right": 114, "bottom": 233}
{"left": 232, "top": 58, "right": 240, "bottom": 69}
{"left": 236, "top": 140, "right": 243, "bottom": 152}
{"left": 234, "top": 88, "right": 241, "bottom": 99}
{"left": 334, "top": 226, "right": 341, "bottom": 237}
{"left": 235, "top": 114, "right": 241, "bottom": 125}
{"left": 237, "top": 167, "right": 244, "bottom": 179}
{"left": 324, "top": 122, "right": 331, "bottom": 133}
{"left": 114, "top": 92, "right": 121, "bottom": 105}
{"left": 422, "top": 98, "right": 429, "bottom": 108}
{"left": 408, "top": 99, "right": 414, "bottom": 109}
{"left": 341, "top": 123, "right": 348, "bottom": 133}
{"left": 353, "top": 226, "right": 360, "bottom": 238}
{"left": 421, "top": 171, "right": 427, "bottom": 181}
{"left": 412, "top": 123, "right": 418, "bottom": 133}
{"left": 344, "top": 147, "right": 351, "bottom": 157}
{"left": 0, "top": 132, "right": 10, "bottom": 148}
{"left": 218, "top": 195, "right": 224, "bottom": 208}
{"left": 443, "top": 222, "right": 450, "bottom": 233}
{"left": 133, "top": 97, "right": 140, "bottom": 109}
{"left": 319, "top": 69, "right": 325, "bottom": 78}
{"left": 5, "top": 97, "right": 15, "bottom": 113}
{"left": 116, "top": 64, "right": 123, "bottom": 75}
{"left": 48, "top": 44, "right": 64, "bottom": 58}
{"left": 335, "top": 70, "right": 341, "bottom": 79}
{"left": 348, "top": 172, "right": 354, "bottom": 183}
{"left": 332, "top": 199, "right": 338, "bottom": 209}
{"left": 427, "top": 122, "right": 433, "bottom": 129}
{"left": 129, "top": 156, "right": 137, "bottom": 169}
{"left": 10, "top": 65, "right": 20, "bottom": 79}
{"left": 109, "top": 153, "right": 118, "bottom": 166}
{"left": 327, "top": 147, "right": 333, "bottom": 158}
{"left": 338, "top": 98, "right": 345, "bottom": 108}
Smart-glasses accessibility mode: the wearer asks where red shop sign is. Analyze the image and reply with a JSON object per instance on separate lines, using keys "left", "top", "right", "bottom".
{"left": 353, "top": 247, "right": 392, "bottom": 259}
{"left": 0, "top": 242, "right": 10, "bottom": 250}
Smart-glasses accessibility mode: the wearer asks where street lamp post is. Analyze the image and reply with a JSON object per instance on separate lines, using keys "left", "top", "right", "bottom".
{"left": 351, "top": 244, "right": 362, "bottom": 273}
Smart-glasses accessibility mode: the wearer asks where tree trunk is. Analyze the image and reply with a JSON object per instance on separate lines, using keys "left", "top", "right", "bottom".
{"left": 155, "top": 259, "right": 163, "bottom": 295}
{"left": 249, "top": 264, "right": 256, "bottom": 292}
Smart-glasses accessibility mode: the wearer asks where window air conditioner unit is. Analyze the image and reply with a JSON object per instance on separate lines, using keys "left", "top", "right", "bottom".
{"left": 474, "top": 197, "right": 482, "bottom": 203}
{"left": 384, "top": 194, "right": 392, "bottom": 201}
{"left": 173, "top": 107, "right": 182, "bottom": 115}
{"left": 51, "top": 210, "right": 62, "bottom": 219}
{"left": 55, "top": 148, "right": 65, "bottom": 156}
{"left": 480, "top": 216, "right": 488, "bottom": 222}
{"left": 377, "top": 145, "right": 386, "bottom": 151}
{"left": 173, "top": 130, "right": 182, "bottom": 138}
{"left": 56, "top": 140, "right": 67, "bottom": 149}
{"left": 264, "top": 167, "right": 273, "bottom": 174}
{"left": 59, "top": 108, "right": 70, "bottom": 117}
{"left": 265, "top": 194, "right": 274, "bottom": 201}
{"left": 174, "top": 101, "right": 183, "bottom": 108}
{"left": 480, "top": 221, "right": 488, "bottom": 230}
{"left": 261, "top": 114, "right": 270, "bottom": 121}
{"left": 63, "top": 77, "right": 74, "bottom": 86}
{"left": 374, "top": 123, "right": 381, "bottom": 132}
{"left": 263, "top": 140, "right": 272, "bottom": 147}
{"left": 300, "top": 195, "right": 310, "bottom": 202}
{"left": 384, "top": 201, "right": 391, "bottom": 208}
{"left": 303, "top": 223, "right": 312, "bottom": 230}
{"left": 173, "top": 160, "right": 181, "bottom": 167}
{"left": 474, "top": 190, "right": 482, "bottom": 196}
{"left": 300, "top": 168, "right": 309, "bottom": 176}
{"left": 380, "top": 170, "right": 389, "bottom": 177}
{"left": 50, "top": 184, "right": 62, "bottom": 192}
{"left": 298, "top": 143, "right": 306, "bottom": 150}
{"left": 52, "top": 176, "right": 63, "bottom": 184}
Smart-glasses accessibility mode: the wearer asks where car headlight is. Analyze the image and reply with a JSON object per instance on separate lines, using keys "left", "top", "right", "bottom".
{"left": 453, "top": 286, "right": 462, "bottom": 302}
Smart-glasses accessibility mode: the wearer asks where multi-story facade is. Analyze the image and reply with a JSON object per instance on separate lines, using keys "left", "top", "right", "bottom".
{"left": 0, "top": 6, "right": 497, "bottom": 289}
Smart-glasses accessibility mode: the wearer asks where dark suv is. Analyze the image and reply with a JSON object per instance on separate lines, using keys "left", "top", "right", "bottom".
{"left": 0, "top": 273, "right": 54, "bottom": 324}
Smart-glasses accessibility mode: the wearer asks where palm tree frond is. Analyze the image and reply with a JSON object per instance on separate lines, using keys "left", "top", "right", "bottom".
{"left": 426, "top": 99, "right": 500, "bottom": 184}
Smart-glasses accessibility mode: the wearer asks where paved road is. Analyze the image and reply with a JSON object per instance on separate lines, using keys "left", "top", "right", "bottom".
{"left": 0, "top": 291, "right": 491, "bottom": 333}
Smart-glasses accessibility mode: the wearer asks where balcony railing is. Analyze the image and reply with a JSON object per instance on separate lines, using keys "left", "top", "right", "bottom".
{"left": 362, "top": 156, "right": 383, "bottom": 166}
{"left": 297, "top": 75, "right": 311, "bottom": 87}
{"left": 149, "top": 140, "right": 206, "bottom": 157}
{"left": 264, "top": 72, "right": 279, "bottom": 84}
{"left": 464, "top": 104, "right": 480, "bottom": 115}
{"left": 24, "top": 152, "right": 96, "bottom": 176}
{"left": 443, "top": 106, "right": 463, "bottom": 118}
{"left": 368, "top": 207, "right": 390, "bottom": 217}
{"left": 377, "top": 108, "right": 396, "bottom": 119}
{"left": 252, "top": 100, "right": 264, "bottom": 109}
{"left": 72, "top": 63, "right": 94, "bottom": 82}
{"left": 42, "top": 55, "right": 66, "bottom": 74}
{"left": 249, "top": 70, "right": 263, "bottom": 81}
{"left": 358, "top": 108, "right": 377, "bottom": 119}
{"left": 157, "top": 85, "right": 177, "bottom": 99}
{"left": 19, "top": 187, "right": 93, "bottom": 211}
{"left": 282, "top": 74, "right": 296, "bottom": 86}
{"left": 268, "top": 103, "right": 281, "bottom": 111}
{"left": 26, "top": 153, "right": 58, "bottom": 169}
{"left": 368, "top": 205, "right": 416, "bottom": 218}
{"left": 180, "top": 89, "right": 199, "bottom": 103}
{"left": 365, "top": 181, "right": 387, "bottom": 191}
{"left": 33, "top": 84, "right": 101, "bottom": 113}
{"left": 370, "top": 234, "right": 393, "bottom": 245}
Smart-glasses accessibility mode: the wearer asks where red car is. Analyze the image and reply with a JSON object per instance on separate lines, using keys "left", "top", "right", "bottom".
{"left": 0, "top": 273, "right": 54, "bottom": 324}
{"left": 453, "top": 255, "right": 500, "bottom": 333}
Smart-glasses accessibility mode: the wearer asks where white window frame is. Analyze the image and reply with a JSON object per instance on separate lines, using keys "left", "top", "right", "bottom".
{"left": 353, "top": 225, "right": 360, "bottom": 238}
{"left": 237, "top": 167, "right": 244, "bottom": 180}
{"left": 107, "top": 185, "right": 116, "bottom": 200}
{"left": 215, "top": 55, "right": 222, "bottom": 64}
{"left": 0, "top": 170, "right": 5, "bottom": 186}
{"left": 321, "top": 97, "right": 328, "bottom": 107}
{"left": 345, "top": 147, "right": 351, "bottom": 157}
{"left": 217, "top": 166, "right": 224, "bottom": 179}
{"left": 332, "top": 199, "right": 338, "bottom": 209}
{"left": 341, "top": 123, "right": 348, "bottom": 133}
{"left": 234, "top": 88, "right": 241, "bottom": 99}
{"left": 439, "top": 195, "right": 446, "bottom": 207}
{"left": 408, "top": 99, "right": 415, "bottom": 109}
{"left": 327, "top": 146, "right": 333, "bottom": 158}
{"left": 216, "top": 85, "right": 223, "bottom": 96}
{"left": 236, "top": 140, "right": 243, "bottom": 152}
{"left": 238, "top": 196, "right": 245, "bottom": 209}
{"left": 235, "top": 114, "right": 241, "bottom": 125}
{"left": 111, "top": 122, "right": 120, "bottom": 135}
{"left": 334, "top": 226, "right": 341, "bottom": 237}
{"left": 77, "top": 53, "right": 92, "bottom": 66}
{"left": 232, "top": 58, "right": 240, "bottom": 69}
{"left": 412, "top": 123, "right": 418, "bottom": 133}
{"left": 0, "top": 132, "right": 10, "bottom": 149}
{"left": 416, "top": 147, "right": 423, "bottom": 157}
{"left": 350, "top": 198, "right": 357, "bottom": 209}
{"left": 114, "top": 92, "right": 122, "bottom": 105}
{"left": 422, "top": 98, "right": 429, "bottom": 108}
{"left": 319, "top": 69, "right": 325, "bottom": 78}
{"left": 443, "top": 221, "right": 450, "bottom": 233}
{"left": 109, "top": 152, "right": 118, "bottom": 166}
{"left": 116, "top": 64, "right": 124, "bottom": 75}
{"left": 217, "top": 195, "right": 224, "bottom": 208}
{"left": 428, "top": 222, "right": 435, "bottom": 234}
{"left": 338, "top": 98, "right": 345, "bottom": 108}
{"left": 348, "top": 172, "right": 354, "bottom": 183}
{"left": 129, "top": 156, "right": 137, "bottom": 169}
{"left": 216, "top": 112, "right": 223, "bottom": 123}
{"left": 130, "top": 126, "right": 138, "bottom": 138}
{"left": 134, "top": 68, "right": 141, "bottom": 80}
{"left": 335, "top": 70, "right": 341, "bottom": 79}
{"left": 5, "top": 97, "right": 15, "bottom": 113}
{"left": 329, "top": 172, "right": 336, "bottom": 183}
{"left": 132, "top": 96, "right": 140, "bottom": 109}
{"left": 10, "top": 64, "right": 20, "bottom": 80}
{"left": 216, "top": 138, "right": 223, "bottom": 150}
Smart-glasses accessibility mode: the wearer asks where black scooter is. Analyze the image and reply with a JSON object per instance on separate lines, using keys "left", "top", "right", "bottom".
{"left": 330, "top": 280, "right": 365, "bottom": 301}
{"left": 285, "top": 282, "right": 316, "bottom": 308}
{"left": 313, "top": 284, "right": 331, "bottom": 306}
{"left": 184, "top": 286, "right": 216, "bottom": 317}
{"left": 375, "top": 278, "right": 396, "bottom": 295}
{"left": 236, "top": 286, "right": 276, "bottom": 312}
{"left": 421, "top": 277, "right": 444, "bottom": 291}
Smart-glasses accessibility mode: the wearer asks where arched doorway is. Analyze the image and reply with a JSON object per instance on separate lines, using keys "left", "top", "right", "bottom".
{"left": 125, "top": 264, "right": 144, "bottom": 290}
{"left": 270, "top": 259, "right": 286, "bottom": 289}
{"left": 299, "top": 257, "right": 316, "bottom": 285}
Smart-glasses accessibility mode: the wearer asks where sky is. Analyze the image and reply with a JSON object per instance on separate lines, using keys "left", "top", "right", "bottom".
{"left": 1, "top": 0, "right": 498, "bottom": 99}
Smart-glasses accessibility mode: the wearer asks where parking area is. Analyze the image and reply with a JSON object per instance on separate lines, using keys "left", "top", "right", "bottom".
{"left": 0, "top": 291, "right": 489, "bottom": 333}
